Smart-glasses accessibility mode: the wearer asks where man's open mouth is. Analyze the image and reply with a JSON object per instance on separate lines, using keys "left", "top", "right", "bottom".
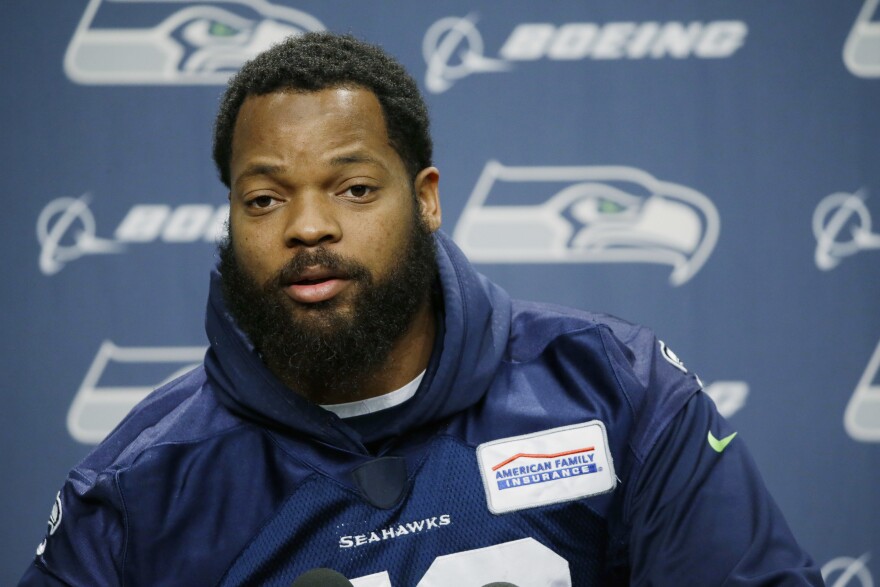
{"left": 284, "top": 267, "right": 350, "bottom": 304}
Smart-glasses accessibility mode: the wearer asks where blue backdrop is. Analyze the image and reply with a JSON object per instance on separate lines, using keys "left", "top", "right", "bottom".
{"left": 3, "top": 1, "right": 879, "bottom": 583}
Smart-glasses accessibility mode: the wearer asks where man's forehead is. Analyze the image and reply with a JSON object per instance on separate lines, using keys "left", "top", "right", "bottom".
{"left": 238, "top": 86, "right": 383, "bottom": 124}
{"left": 232, "top": 88, "right": 391, "bottom": 149}
{"left": 229, "top": 87, "right": 404, "bottom": 182}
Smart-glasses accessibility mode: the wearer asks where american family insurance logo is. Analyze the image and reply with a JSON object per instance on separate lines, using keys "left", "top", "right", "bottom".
{"left": 65, "top": 0, "right": 324, "bottom": 84}
{"left": 477, "top": 421, "right": 616, "bottom": 514}
{"left": 452, "top": 161, "right": 720, "bottom": 286}
{"left": 37, "top": 195, "right": 228, "bottom": 275}
{"left": 423, "top": 15, "right": 747, "bottom": 93}
{"left": 492, "top": 447, "right": 598, "bottom": 491}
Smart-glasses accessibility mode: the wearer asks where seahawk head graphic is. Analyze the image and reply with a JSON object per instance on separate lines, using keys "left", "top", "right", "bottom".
{"left": 65, "top": 0, "right": 325, "bottom": 84}
{"left": 453, "top": 161, "right": 720, "bottom": 285}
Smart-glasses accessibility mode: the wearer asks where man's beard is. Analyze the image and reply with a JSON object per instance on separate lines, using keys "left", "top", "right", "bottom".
{"left": 218, "top": 210, "right": 438, "bottom": 405}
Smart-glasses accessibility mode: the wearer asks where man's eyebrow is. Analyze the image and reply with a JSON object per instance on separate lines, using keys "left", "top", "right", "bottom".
{"left": 234, "top": 154, "right": 388, "bottom": 188}
{"left": 329, "top": 152, "right": 388, "bottom": 170}
{"left": 235, "top": 163, "right": 285, "bottom": 186}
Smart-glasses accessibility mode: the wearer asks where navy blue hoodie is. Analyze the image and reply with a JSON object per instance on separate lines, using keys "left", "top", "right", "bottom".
{"left": 21, "top": 232, "right": 822, "bottom": 586}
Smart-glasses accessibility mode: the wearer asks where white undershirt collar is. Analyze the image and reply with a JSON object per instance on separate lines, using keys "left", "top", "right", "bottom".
{"left": 320, "top": 370, "right": 426, "bottom": 419}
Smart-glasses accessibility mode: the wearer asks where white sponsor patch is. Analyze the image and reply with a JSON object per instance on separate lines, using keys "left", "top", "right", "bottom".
{"left": 477, "top": 421, "right": 616, "bottom": 514}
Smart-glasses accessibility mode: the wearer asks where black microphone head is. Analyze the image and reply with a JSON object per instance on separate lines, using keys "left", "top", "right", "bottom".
{"left": 291, "top": 568, "right": 354, "bottom": 587}
{"left": 482, "top": 583, "right": 520, "bottom": 587}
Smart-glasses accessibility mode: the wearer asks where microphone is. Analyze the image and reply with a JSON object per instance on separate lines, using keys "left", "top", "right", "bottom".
{"left": 482, "top": 584, "right": 520, "bottom": 587}
{"left": 291, "top": 568, "right": 354, "bottom": 587}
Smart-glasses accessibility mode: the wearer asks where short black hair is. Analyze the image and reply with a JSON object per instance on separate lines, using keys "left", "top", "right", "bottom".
{"left": 213, "top": 32, "right": 433, "bottom": 188}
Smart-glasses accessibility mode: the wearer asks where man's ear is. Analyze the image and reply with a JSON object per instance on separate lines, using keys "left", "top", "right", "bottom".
{"left": 414, "top": 167, "right": 441, "bottom": 232}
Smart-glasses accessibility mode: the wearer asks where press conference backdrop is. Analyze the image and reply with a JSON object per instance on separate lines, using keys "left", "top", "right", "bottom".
{"left": 2, "top": 1, "right": 878, "bottom": 583}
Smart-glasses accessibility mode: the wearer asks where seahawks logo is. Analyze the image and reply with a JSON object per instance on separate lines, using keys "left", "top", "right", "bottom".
{"left": 65, "top": 0, "right": 325, "bottom": 85}
{"left": 36, "top": 491, "right": 63, "bottom": 556}
{"left": 659, "top": 340, "right": 687, "bottom": 373}
{"left": 48, "top": 491, "right": 63, "bottom": 536}
{"left": 453, "top": 162, "right": 719, "bottom": 286}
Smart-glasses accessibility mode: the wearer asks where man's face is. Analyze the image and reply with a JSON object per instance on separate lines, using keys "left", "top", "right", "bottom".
{"left": 221, "top": 87, "right": 441, "bottom": 401}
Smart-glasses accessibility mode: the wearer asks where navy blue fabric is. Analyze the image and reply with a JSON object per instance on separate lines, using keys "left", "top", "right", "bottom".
{"left": 217, "top": 437, "right": 610, "bottom": 586}
{"left": 19, "top": 232, "right": 822, "bottom": 586}
{"left": 351, "top": 457, "right": 408, "bottom": 509}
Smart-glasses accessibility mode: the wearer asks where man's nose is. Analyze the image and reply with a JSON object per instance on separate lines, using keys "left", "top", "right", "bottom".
{"left": 283, "top": 192, "right": 342, "bottom": 247}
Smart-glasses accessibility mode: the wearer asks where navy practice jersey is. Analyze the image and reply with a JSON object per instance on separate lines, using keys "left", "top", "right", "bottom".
{"left": 20, "top": 232, "right": 823, "bottom": 586}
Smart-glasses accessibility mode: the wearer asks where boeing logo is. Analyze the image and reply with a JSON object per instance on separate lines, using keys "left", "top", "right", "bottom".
{"left": 37, "top": 195, "right": 228, "bottom": 275}
{"left": 452, "top": 161, "right": 720, "bottom": 286}
{"left": 36, "top": 195, "right": 125, "bottom": 276}
{"left": 65, "top": 0, "right": 324, "bottom": 85}
{"left": 423, "top": 15, "right": 511, "bottom": 94}
{"left": 423, "top": 16, "right": 747, "bottom": 93}
{"left": 813, "top": 190, "right": 880, "bottom": 271}
{"left": 822, "top": 553, "right": 873, "bottom": 587}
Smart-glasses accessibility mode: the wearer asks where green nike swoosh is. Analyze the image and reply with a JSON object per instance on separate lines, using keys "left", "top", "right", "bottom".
{"left": 707, "top": 431, "right": 737, "bottom": 453}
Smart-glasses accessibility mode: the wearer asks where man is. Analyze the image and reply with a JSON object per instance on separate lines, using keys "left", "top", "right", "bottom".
{"left": 21, "top": 33, "right": 823, "bottom": 586}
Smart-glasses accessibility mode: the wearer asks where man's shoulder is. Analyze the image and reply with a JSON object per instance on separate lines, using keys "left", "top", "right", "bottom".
{"left": 73, "top": 366, "right": 245, "bottom": 482}
{"left": 508, "top": 298, "right": 653, "bottom": 364}
{"left": 504, "top": 298, "right": 702, "bottom": 456}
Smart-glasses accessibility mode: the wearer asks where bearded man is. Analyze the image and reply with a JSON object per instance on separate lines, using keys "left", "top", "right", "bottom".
{"left": 20, "top": 33, "right": 823, "bottom": 586}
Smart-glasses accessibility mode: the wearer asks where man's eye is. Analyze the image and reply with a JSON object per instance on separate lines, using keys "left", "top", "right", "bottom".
{"left": 345, "top": 185, "right": 373, "bottom": 198}
{"left": 249, "top": 195, "right": 275, "bottom": 208}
